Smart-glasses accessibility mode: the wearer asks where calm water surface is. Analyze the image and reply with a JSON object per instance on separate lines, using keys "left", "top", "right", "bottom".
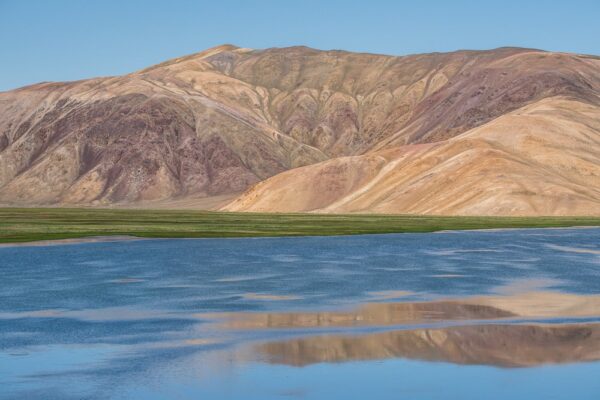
{"left": 1, "top": 228, "right": 600, "bottom": 399}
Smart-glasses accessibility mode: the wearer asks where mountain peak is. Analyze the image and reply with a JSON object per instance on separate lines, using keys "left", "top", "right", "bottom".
{"left": 135, "top": 44, "right": 250, "bottom": 74}
{"left": 204, "top": 44, "right": 240, "bottom": 53}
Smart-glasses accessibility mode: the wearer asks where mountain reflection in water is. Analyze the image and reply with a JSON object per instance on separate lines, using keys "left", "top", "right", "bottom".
{"left": 213, "top": 291, "right": 600, "bottom": 329}
{"left": 209, "top": 291, "right": 600, "bottom": 368}
{"left": 2, "top": 230, "right": 600, "bottom": 399}
{"left": 254, "top": 323, "right": 600, "bottom": 367}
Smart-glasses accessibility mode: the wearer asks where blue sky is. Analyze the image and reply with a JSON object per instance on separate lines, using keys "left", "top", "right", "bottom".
{"left": 1, "top": 0, "right": 599, "bottom": 91}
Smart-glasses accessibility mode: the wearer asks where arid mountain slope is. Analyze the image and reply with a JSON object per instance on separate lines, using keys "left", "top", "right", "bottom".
{"left": 224, "top": 97, "right": 600, "bottom": 215}
{"left": 0, "top": 46, "right": 327, "bottom": 205}
{"left": 0, "top": 45, "right": 599, "bottom": 212}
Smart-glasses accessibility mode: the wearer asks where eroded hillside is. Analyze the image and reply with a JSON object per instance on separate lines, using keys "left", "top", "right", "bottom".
{"left": 1, "top": 45, "right": 599, "bottom": 214}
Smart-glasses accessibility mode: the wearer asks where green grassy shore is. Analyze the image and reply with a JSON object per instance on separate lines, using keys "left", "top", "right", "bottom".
{"left": 1, "top": 208, "right": 599, "bottom": 244}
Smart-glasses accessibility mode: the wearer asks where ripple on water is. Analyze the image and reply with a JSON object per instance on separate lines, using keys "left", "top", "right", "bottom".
{"left": 2, "top": 228, "right": 600, "bottom": 399}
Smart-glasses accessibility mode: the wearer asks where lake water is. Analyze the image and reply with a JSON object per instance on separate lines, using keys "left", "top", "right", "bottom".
{"left": 1, "top": 228, "right": 600, "bottom": 399}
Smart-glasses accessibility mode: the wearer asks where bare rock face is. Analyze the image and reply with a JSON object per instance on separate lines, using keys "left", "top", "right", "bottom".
{"left": 1, "top": 45, "right": 599, "bottom": 214}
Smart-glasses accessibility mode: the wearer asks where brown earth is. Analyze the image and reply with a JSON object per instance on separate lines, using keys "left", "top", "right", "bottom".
{"left": 1, "top": 45, "right": 599, "bottom": 214}
{"left": 224, "top": 97, "right": 600, "bottom": 215}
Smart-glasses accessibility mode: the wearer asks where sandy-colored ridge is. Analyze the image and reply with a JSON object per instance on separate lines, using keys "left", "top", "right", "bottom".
{"left": 223, "top": 97, "right": 600, "bottom": 215}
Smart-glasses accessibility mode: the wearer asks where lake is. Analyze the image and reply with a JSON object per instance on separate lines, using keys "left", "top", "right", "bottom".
{"left": 1, "top": 228, "right": 600, "bottom": 399}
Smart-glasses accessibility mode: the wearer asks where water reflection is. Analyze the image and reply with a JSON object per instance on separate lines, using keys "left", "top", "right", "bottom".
{"left": 204, "top": 291, "right": 600, "bottom": 368}
{"left": 2, "top": 229, "right": 600, "bottom": 399}
{"left": 254, "top": 323, "right": 600, "bottom": 367}
{"left": 214, "top": 291, "right": 600, "bottom": 330}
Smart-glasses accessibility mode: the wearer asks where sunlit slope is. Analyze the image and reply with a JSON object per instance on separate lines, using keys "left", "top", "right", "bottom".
{"left": 224, "top": 97, "right": 600, "bottom": 215}
{"left": 1, "top": 45, "right": 598, "bottom": 210}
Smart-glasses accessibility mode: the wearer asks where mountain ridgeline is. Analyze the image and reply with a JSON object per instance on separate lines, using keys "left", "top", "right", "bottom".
{"left": 1, "top": 45, "right": 599, "bottom": 215}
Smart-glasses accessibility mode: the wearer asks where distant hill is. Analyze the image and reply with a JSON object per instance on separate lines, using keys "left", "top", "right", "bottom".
{"left": 1, "top": 45, "right": 599, "bottom": 215}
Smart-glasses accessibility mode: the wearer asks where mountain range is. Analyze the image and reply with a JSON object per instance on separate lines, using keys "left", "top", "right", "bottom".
{"left": 1, "top": 45, "right": 599, "bottom": 215}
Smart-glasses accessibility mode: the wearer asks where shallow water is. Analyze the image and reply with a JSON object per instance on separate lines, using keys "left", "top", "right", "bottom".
{"left": 1, "top": 228, "right": 600, "bottom": 399}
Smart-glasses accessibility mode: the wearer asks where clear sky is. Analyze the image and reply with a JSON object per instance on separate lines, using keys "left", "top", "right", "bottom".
{"left": 1, "top": 0, "right": 599, "bottom": 91}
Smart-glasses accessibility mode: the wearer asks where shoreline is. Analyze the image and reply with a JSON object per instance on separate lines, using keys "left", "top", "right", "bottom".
{"left": 0, "top": 235, "right": 146, "bottom": 248}
{"left": 1, "top": 225, "right": 599, "bottom": 248}
{"left": 2, "top": 207, "right": 599, "bottom": 246}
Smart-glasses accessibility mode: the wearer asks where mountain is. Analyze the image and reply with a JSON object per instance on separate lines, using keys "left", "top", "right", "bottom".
{"left": 1, "top": 45, "right": 599, "bottom": 214}
{"left": 225, "top": 97, "right": 600, "bottom": 215}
